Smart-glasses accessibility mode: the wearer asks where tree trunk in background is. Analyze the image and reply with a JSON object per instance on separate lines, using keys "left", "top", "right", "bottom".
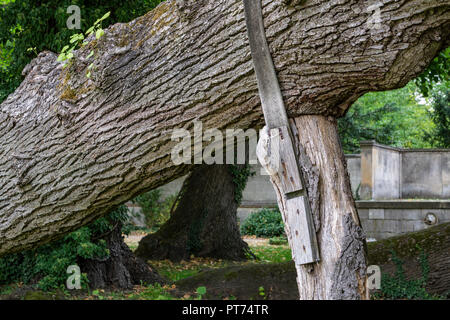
{"left": 79, "top": 221, "right": 166, "bottom": 289}
{"left": 136, "top": 164, "right": 252, "bottom": 262}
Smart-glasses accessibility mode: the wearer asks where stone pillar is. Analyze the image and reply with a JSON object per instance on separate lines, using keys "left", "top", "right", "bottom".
{"left": 359, "top": 141, "right": 401, "bottom": 200}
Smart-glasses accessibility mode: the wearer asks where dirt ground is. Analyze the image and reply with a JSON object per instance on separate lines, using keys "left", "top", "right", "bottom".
{"left": 124, "top": 232, "right": 270, "bottom": 249}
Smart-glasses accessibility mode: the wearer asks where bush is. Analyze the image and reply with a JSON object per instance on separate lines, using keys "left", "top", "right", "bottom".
{"left": 240, "top": 208, "right": 285, "bottom": 238}
{"left": 0, "top": 205, "right": 129, "bottom": 291}
{"left": 131, "top": 190, "right": 176, "bottom": 230}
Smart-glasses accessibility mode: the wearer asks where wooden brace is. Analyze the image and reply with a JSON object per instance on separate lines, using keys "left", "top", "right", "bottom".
{"left": 257, "top": 126, "right": 320, "bottom": 264}
{"left": 244, "top": 0, "right": 320, "bottom": 264}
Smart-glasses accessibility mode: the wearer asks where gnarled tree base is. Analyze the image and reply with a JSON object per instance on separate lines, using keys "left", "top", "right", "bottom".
{"left": 79, "top": 222, "right": 165, "bottom": 289}
{"left": 136, "top": 165, "right": 252, "bottom": 262}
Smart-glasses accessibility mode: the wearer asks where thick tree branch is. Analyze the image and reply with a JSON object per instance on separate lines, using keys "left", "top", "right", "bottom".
{"left": 0, "top": 0, "right": 449, "bottom": 255}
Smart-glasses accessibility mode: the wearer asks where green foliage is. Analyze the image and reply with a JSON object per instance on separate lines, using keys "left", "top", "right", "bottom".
{"left": 229, "top": 165, "right": 255, "bottom": 205}
{"left": 415, "top": 47, "right": 449, "bottom": 97}
{"left": 258, "top": 286, "right": 265, "bottom": 297}
{"left": 196, "top": 286, "right": 206, "bottom": 299}
{"left": 250, "top": 246, "right": 292, "bottom": 263}
{"left": 0, "top": 0, "right": 163, "bottom": 102}
{"left": 240, "top": 208, "right": 285, "bottom": 238}
{"left": 57, "top": 11, "right": 110, "bottom": 77}
{"left": 0, "top": 39, "right": 14, "bottom": 70}
{"left": 0, "top": 205, "right": 129, "bottom": 291}
{"left": 132, "top": 190, "right": 175, "bottom": 230}
{"left": 374, "top": 249, "right": 441, "bottom": 300}
{"left": 424, "top": 85, "right": 449, "bottom": 148}
{"left": 339, "top": 81, "right": 436, "bottom": 153}
{"left": 126, "top": 283, "right": 175, "bottom": 300}
{"left": 91, "top": 289, "right": 106, "bottom": 300}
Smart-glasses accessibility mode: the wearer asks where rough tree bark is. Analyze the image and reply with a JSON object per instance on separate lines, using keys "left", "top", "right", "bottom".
{"left": 79, "top": 220, "right": 166, "bottom": 289}
{"left": 135, "top": 164, "right": 252, "bottom": 262}
{"left": 0, "top": 0, "right": 448, "bottom": 299}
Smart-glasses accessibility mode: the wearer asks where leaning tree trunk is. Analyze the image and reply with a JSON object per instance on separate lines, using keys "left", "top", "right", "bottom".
{"left": 79, "top": 220, "right": 166, "bottom": 289}
{"left": 0, "top": 0, "right": 448, "bottom": 300}
{"left": 135, "top": 164, "right": 252, "bottom": 262}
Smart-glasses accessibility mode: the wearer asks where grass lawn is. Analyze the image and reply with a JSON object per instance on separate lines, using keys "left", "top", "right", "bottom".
{"left": 148, "top": 245, "right": 292, "bottom": 283}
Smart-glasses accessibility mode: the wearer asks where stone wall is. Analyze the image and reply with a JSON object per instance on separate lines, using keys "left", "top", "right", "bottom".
{"left": 357, "top": 200, "right": 450, "bottom": 240}
{"left": 402, "top": 150, "right": 450, "bottom": 199}
{"left": 359, "top": 141, "right": 450, "bottom": 200}
{"left": 156, "top": 142, "right": 450, "bottom": 203}
{"left": 360, "top": 142, "right": 401, "bottom": 200}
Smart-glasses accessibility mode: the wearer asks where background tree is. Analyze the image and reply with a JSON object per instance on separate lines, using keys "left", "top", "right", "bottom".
{"left": 424, "top": 84, "right": 450, "bottom": 148}
{"left": 131, "top": 189, "right": 175, "bottom": 231}
{"left": 339, "top": 44, "right": 448, "bottom": 154}
{"left": 338, "top": 81, "right": 437, "bottom": 153}
{"left": 136, "top": 164, "right": 254, "bottom": 262}
{"left": 415, "top": 47, "right": 449, "bottom": 97}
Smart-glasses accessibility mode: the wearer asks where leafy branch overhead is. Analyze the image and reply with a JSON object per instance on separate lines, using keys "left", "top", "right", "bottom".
{"left": 57, "top": 11, "right": 110, "bottom": 78}
{"left": 415, "top": 47, "right": 449, "bottom": 97}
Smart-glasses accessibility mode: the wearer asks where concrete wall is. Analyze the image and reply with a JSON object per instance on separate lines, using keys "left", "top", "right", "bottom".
{"left": 444, "top": 152, "right": 450, "bottom": 197}
{"left": 359, "top": 141, "right": 449, "bottom": 200}
{"left": 158, "top": 176, "right": 185, "bottom": 199}
{"left": 402, "top": 151, "right": 450, "bottom": 199}
{"left": 360, "top": 141, "right": 401, "bottom": 200}
{"left": 345, "top": 155, "right": 361, "bottom": 196}
{"left": 374, "top": 146, "right": 401, "bottom": 199}
{"left": 156, "top": 142, "right": 450, "bottom": 202}
{"left": 357, "top": 201, "right": 450, "bottom": 240}
{"left": 241, "top": 165, "right": 277, "bottom": 206}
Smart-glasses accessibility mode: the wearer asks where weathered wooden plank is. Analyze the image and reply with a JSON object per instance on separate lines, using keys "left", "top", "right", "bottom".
{"left": 284, "top": 195, "right": 320, "bottom": 264}
{"left": 243, "top": 0, "right": 289, "bottom": 129}
{"left": 269, "top": 126, "right": 303, "bottom": 194}
{"left": 257, "top": 126, "right": 320, "bottom": 265}
{"left": 244, "top": 0, "right": 320, "bottom": 266}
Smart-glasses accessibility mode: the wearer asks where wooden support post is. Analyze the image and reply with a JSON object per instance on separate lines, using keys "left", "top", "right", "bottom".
{"left": 243, "top": 0, "right": 320, "bottom": 265}
{"left": 257, "top": 126, "right": 320, "bottom": 265}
